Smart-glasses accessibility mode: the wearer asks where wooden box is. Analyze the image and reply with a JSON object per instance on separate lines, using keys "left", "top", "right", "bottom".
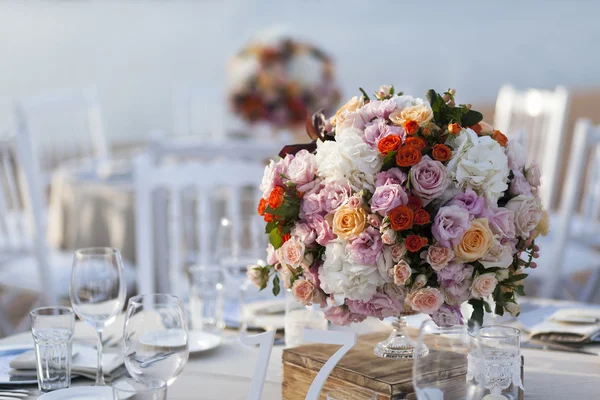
{"left": 282, "top": 331, "right": 524, "bottom": 400}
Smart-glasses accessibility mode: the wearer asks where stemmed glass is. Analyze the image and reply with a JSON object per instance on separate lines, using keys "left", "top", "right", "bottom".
{"left": 70, "top": 247, "right": 126, "bottom": 386}
{"left": 123, "top": 294, "right": 189, "bottom": 386}
{"left": 413, "top": 320, "right": 485, "bottom": 400}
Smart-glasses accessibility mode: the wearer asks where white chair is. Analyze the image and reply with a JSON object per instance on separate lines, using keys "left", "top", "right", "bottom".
{"left": 134, "top": 153, "right": 266, "bottom": 297}
{"left": 537, "top": 119, "right": 600, "bottom": 299}
{"left": 14, "top": 86, "right": 110, "bottom": 186}
{"left": 494, "top": 85, "right": 570, "bottom": 210}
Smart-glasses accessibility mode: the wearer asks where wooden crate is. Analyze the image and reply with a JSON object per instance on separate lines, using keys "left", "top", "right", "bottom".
{"left": 282, "top": 331, "right": 524, "bottom": 400}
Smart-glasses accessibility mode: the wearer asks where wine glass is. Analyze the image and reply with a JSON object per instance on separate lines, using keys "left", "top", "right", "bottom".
{"left": 70, "top": 247, "right": 126, "bottom": 386}
{"left": 412, "top": 320, "right": 485, "bottom": 400}
{"left": 123, "top": 294, "right": 189, "bottom": 386}
{"left": 215, "top": 216, "right": 267, "bottom": 330}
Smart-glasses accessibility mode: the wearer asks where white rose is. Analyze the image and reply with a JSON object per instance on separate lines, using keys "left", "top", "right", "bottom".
{"left": 446, "top": 129, "right": 510, "bottom": 204}
{"left": 316, "top": 128, "right": 383, "bottom": 191}
{"left": 318, "top": 240, "right": 386, "bottom": 302}
{"left": 392, "top": 95, "right": 423, "bottom": 111}
{"left": 495, "top": 268, "right": 510, "bottom": 282}
{"left": 525, "top": 163, "right": 541, "bottom": 187}
{"left": 471, "top": 273, "right": 498, "bottom": 299}
{"left": 505, "top": 195, "right": 543, "bottom": 239}
{"left": 287, "top": 53, "right": 324, "bottom": 87}
{"left": 505, "top": 140, "right": 527, "bottom": 170}
{"left": 480, "top": 240, "right": 513, "bottom": 269}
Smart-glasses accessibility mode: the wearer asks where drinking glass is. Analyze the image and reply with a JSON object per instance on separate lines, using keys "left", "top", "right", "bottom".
{"left": 215, "top": 216, "right": 267, "bottom": 329}
{"left": 30, "top": 306, "right": 75, "bottom": 392}
{"left": 469, "top": 326, "right": 522, "bottom": 400}
{"left": 188, "top": 265, "right": 224, "bottom": 334}
{"left": 284, "top": 289, "right": 327, "bottom": 347}
{"left": 413, "top": 320, "right": 485, "bottom": 400}
{"left": 70, "top": 247, "right": 126, "bottom": 386}
{"left": 326, "top": 387, "right": 378, "bottom": 399}
{"left": 123, "top": 294, "right": 189, "bottom": 386}
{"left": 112, "top": 378, "right": 167, "bottom": 400}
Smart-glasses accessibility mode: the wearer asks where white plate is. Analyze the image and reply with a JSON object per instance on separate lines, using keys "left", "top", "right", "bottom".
{"left": 38, "top": 386, "right": 113, "bottom": 399}
{"left": 188, "top": 331, "right": 222, "bottom": 354}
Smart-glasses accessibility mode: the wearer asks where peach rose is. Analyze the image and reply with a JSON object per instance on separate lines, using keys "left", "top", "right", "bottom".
{"left": 454, "top": 219, "right": 494, "bottom": 262}
{"left": 471, "top": 273, "right": 498, "bottom": 299}
{"left": 332, "top": 96, "right": 364, "bottom": 126}
{"left": 276, "top": 237, "right": 305, "bottom": 269}
{"left": 409, "top": 288, "right": 444, "bottom": 314}
{"left": 478, "top": 121, "right": 494, "bottom": 134}
{"left": 292, "top": 279, "right": 315, "bottom": 306}
{"left": 332, "top": 205, "right": 367, "bottom": 239}
{"left": 391, "top": 260, "right": 412, "bottom": 285}
{"left": 390, "top": 104, "right": 433, "bottom": 127}
{"left": 390, "top": 243, "right": 407, "bottom": 262}
{"left": 426, "top": 244, "right": 455, "bottom": 271}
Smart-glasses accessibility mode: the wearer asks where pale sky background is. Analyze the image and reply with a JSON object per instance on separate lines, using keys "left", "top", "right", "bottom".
{"left": 1, "top": 0, "right": 599, "bottom": 142}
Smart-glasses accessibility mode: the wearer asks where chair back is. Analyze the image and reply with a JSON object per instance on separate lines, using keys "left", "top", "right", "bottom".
{"left": 544, "top": 118, "right": 600, "bottom": 298}
{"left": 134, "top": 153, "right": 266, "bottom": 297}
{"left": 14, "top": 86, "right": 109, "bottom": 184}
{"left": 493, "top": 85, "right": 570, "bottom": 210}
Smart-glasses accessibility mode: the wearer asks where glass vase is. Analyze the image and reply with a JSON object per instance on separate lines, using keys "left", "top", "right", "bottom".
{"left": 374, "top": 312, "right": 428, "bottom": 359}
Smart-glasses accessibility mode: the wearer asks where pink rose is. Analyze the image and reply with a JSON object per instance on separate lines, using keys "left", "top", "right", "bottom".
{"left": 409, "top": 288, "right": 444, "bottom": 314}
{"left": 292, "top": 222, "right": 316, "bottom": 246}
{"left": 347, "top": 195, "right": 363, "bottom": 209}
{"left": 426, "top": 244, "right": 455, "bottom": 271}
{"left": 382, "top": 282, "right": 407, "bottom": 307}
{"left": 432, "top": 205, "right": 471, "bottom": 247}
{"left": 363, "top": 117, "right": 405, "bottom": 148}
{"left": 477, "top": 207, "right": 516, "bottom": 239}
{"left": 391, "top": 260, "right": 412, "bottom": 285}
{"left": 246, "top": 264, "right": 263, "bottom": 288}
{"left": 276, "top": 238, "right": 305, "bottom": 269}
{"left": 346, "top": 292, "right": 403, "bottom": 320}
{"left": 346, "top": 227, "right": 383, "bottom": 265}
{"left": 266, "top": 244, "right": 278, "bottom": 266}
{"left": 308, "top": 214, "right": 335, "bottom": 246}
{"left": 321, "top": 179, "right": 352, "bottom": 213}
{"left": 431, "top": 304, "right": 462, "bottom": 327}
{"left": 509, "top": 170, "right": 532, "bottom": 196}
{"left": 409, "top": 156, "right": 449, "bottom": 205}
{"left": 300, "top": 185, "right": 324, "bottom": 218}
{"left": 359, "top": 99, "right": 398, "bottom": 121}
{"left": 381, "top": 228, "right": 397, "bottom": 245}
{"left": 390, "top": 243, "right": 407, "bottom": 262}
{"left": 375, "top": 168, "right": 407, "bottom": 187}
{"left": 471, "top": 273, "right": 498, "bottom": 299}
{"left": 287, "top": 150, "right": 317, "bottom": 191}
{"left": 370, "top": 184, "right": 408, "bottom": 215}
{"left": 525, "top": 163, "right": 541, "bottom": 187}
{"left": 367, "top": 213, "right": 381, "bottom": 228}
{"left": 324, "top": 306, "right": 366, "bottom": 326}
{"left": 337, "top": 112, "right": 367, "bottom": 131}
{"left": 292, "top": 279, "right": 315, "bottom": 306}
{"left": 505, "top": 195, "right": 543, "bottom": 239}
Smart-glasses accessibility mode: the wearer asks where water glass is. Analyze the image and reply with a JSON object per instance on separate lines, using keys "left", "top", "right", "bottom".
{"left": 284, "top": 289, "right": 327, "bottom": 347}
{"left": 30, "top": 306, "right": 75, "bottom": 392}
{"left": 326, "top": 387, "right": 378, "bottom": 399}
{"left": 123, "top": 294, "right": 189, "bottom": 386}
{"left": 112, "top": 378, "right": 167, "bottom": 400}
{"left": 469, "top": 326, "right": 522, "bottom": 400}
{"left": 413, "top": 320, "right": 485, "bottom": 400}
{"left": 70, "top": 247, "right": 127, "bottom": 386}
{"left": 188, "top": 265, "right": 224, "bottom": 334}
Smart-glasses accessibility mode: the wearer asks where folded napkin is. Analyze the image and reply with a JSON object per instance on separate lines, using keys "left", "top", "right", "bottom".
{"left": 9, "top": 344, "right": 124, "bottom": 381}
{"left": 529, "top": 308, "right": 600, "bottom": 343}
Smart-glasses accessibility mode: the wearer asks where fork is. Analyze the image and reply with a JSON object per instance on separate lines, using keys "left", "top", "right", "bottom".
{"left": 0, "top": 389, "right": 32, "bottom": 399}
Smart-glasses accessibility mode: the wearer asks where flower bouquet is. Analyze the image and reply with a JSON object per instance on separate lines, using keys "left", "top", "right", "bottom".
{"left": 228, "top": 34, "right": 340, "bottom": 129}
{"left": 249, "top": 85, "right": 548, "bottom": 358}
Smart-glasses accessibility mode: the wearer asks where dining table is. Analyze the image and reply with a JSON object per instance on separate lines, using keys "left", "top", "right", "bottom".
{"left": 1, "top": 299, "right": 600, "bottom": 399}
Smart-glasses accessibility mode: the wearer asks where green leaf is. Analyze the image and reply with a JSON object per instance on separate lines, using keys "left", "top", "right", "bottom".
{"left": 495, "top": 303, "right": 505, "bottom": 316}
{"left": 359, "top": 87, "right": 370, "bottom": 102}
{"left": 483, "top": 300, "right": 492, "bottom": 313}
{"left": 468, "top": 299, "right": 484, "bottom": 329}
{"left": 461, "top": 109, "right": 483, "bottom": 126}
{"left": 381, "top": 151, "right": 398, "bottom": 171}
{"left": 510, "top": 273, "right": 529, "bottom": 282}
{"left": 272, "top": 274, "right": 281, "bottom": 297}
{"left": 269, "top": 228, "right": 283, "bottom": 249}
{"left": 514, "top": 285, "right": 526, "bottom": 296}
{"left": 265, "top": 221, "right": 278, "bottom": 234}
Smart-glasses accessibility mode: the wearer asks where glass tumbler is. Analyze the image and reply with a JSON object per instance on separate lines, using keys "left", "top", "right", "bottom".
{"left": 284, "top": 289, "right": 327, "bottom": 348}
{"left": 188, "top": 265, "right": 224, "bottom": 334}
{"left": 30, "top": 306, "right": 75, "bottom": 392}
{"left": 112, "top": 378, "right": 167, "bottom": 400}
{"left": 469, "top": 325, "right": 522, "bottom": 400}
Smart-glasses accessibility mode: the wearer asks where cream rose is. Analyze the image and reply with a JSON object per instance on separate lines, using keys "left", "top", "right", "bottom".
{"left": 276, "top": 238, "right": 305, "bottom": 269}
{"left": 534, "top": 210, "right": 550, "bottom": 237}
{"left": 390, "top": 104, "right": 433, "bottom": 127}
{"left": 454, "top": 218, "right": 494, "bottom": 262}
{"left": 381, "top": 228, "right": 397, "bottom": 245}
{"left": 426, "top": 244, "right": 455, "bottom": 271}
{"left": 333, "top": 96, "right": 364, "bottom": 126}
{"left": 332, "top": 205, "right": 368, "bottom": 239}
{"left": 292, "top": 279, "right": 315, "bottom": 306}
{"left": 409, "top": 288, "right": 444, "bottom": 314}
{"left": 390, "top": 243, "right": 407, "bottom": 262}
{"left": 478, "top": 121, "right": 494, "bottom": 134}
{"left": 413, "top": 274, "right": 428, "bottom": 290}
{"left": 246, "top": 264, "right": 263, "bottom": 288}
{"left": 471, "top": 273, "right": 498, "bottom": 299}
{"left": 390, "top": 260, "right": 412, "bottom": 285}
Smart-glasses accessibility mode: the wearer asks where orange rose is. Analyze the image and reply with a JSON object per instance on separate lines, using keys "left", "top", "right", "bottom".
{"left": 282, "top": 233, "right": 291, "bottom": 243}
{"left": 268, "top": 186, "right": 285, "bottom": 209}
{"left": 414, "top": 209, "right": 430, "bottom": 225}
{"left": 395, "top": 145, "right": 422, "bottom": 167}
{"left": 388, "top": 205, "right": 414, "bottom": 231}
{"left": 432, "top": 144, "right": 452, "bottom": 162}
{"left": 405, "top": 235, "right": 427, "bottom": 252}
{"left": 448, "top": 122, "right": 462, "bottom": 135}
{"left": 405, "top": 137, "right": 426, "bottom": 150}
{"left": 469, "top": 123, "right": 482, "bottom": 134}
{"left": 406, "top": 195, "right": 422, "bottom": 210}
{"left": 454, "top": 219, "right": 494, "bottom": 261}
{"left": 404, "top": 120, "right": 419, "bottom": 135}
{"left": 377, "top": 135, "right": 402, "bottom": 154}
{"left": 492, "top": 130, "right": 508, "bottom": 147}
{"left": 258, "top": 198, "right": 267, "bottom": 216}
{"left": 264, "top": 213, "right": 275, "bottom": 223}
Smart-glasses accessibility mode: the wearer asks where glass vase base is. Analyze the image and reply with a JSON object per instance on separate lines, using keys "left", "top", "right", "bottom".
{"left": 373, "top": 335, "right": 429, "bottom": 359}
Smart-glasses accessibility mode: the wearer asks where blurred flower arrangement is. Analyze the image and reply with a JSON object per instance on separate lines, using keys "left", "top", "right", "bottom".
{"left": 249, "top": 85, "right": 548, "bottom": 328}
{"left": 228, "top": 35, "right": 341, "bottom": 128}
